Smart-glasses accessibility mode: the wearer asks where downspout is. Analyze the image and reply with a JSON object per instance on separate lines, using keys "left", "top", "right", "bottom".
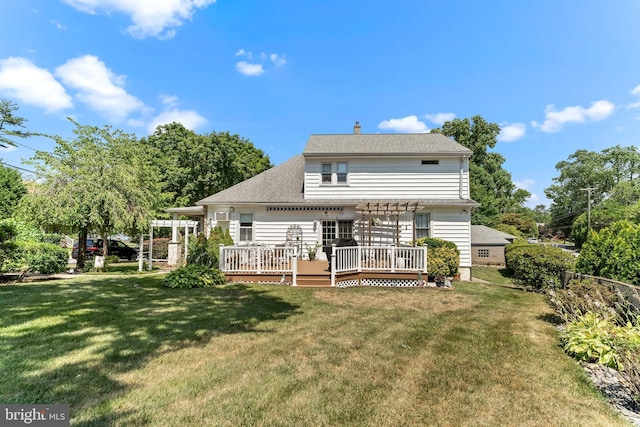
{"left": 459, "top": 155, "right": 465, "bottom": 199}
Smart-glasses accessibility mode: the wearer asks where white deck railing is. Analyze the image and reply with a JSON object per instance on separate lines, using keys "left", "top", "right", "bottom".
{"left": 220, "top": 245, "right": 428, "bottom": 287}
{"left": 220, "top": 246, "right": 298, "bottom": 274}
{"left": 332, "top": 245, "right": 428, "bottom": 273}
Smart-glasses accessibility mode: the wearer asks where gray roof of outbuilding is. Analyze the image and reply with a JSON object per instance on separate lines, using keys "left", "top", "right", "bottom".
{"left": 303, "top": 133, "right": 472, "bottom": 156}
{"left": 471, "top": 225, "right": 516, "bottom": 246}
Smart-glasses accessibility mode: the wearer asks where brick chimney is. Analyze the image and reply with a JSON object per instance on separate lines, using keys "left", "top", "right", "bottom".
{"left": 353, "top": 121, "right": 361, "bottom": 134}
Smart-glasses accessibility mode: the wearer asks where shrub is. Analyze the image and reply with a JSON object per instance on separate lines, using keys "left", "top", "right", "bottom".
{"left": 415, "top": 237, "right": 457, "bottom": 250}
{"left": 415, "top": 238, "right": 460, "bottom": 278}
{"left": 0, "top": 222, "right": 17, "bottom": 272}
{"left": 577, "top": 220, "right": 640, "bottom": 286}
{"left": 163, "top": 264, "right": 226, "bottom": 289}
{"left": 505, "top": 243, "right": 576, "bottom": 291}
{"left": 187, "top": 233, "right": 218, "bottom": 268}
{"left": 562, "top": 312, "right": 622, "bottom": 368}
{"left": 547, "top": 279, "right": 621, "bottom": 323}
{"left": 2, "top": 241, "right": 69, "bottom": 275}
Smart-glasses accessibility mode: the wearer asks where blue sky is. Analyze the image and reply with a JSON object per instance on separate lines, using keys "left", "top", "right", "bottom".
{"left": 2, "top": 1, "right": 640, "bottom": 208}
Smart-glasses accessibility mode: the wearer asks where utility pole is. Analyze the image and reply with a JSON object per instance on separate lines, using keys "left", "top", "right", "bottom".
{"left": 581, "top": 187, "right": 596, "bottom": 232}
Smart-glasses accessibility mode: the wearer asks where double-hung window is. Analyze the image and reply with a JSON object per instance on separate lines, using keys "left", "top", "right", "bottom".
{"left": 415, "top": 213, "right": 431, "bottom": 239}
{"left": 320, "top": 162, "right": 348, "bottom": 184}
{"left": 239, "top": 213, "right": 254, "bottom": 242}
{"left": 322, "top": 163, "right": 332, "bottom": 184}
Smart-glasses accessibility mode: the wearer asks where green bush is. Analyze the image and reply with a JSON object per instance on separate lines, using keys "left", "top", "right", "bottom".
{"left": 0, "top": 222, "right": 17, "bottom": 272}
{"left": 2, "top": 240, "right": 69, "bottom": 275}
{"left": 505, "top": 243, "right": 576, "bottom": 291}
{"left": 415, "top": 237, "right": 457, "bottom": 250}
{"left": 416, "top": 238, "right": 460, "bottom": 278}
{"left": 163, "top": 264, "right": 227, "bottom": 289}
{"left": 576, "top": 220, "right": 640, "bottom": 286}
{"left": 562, "top": 311, "right": 640, "bottom": 369}
{"left": 546, "top": 279, "right": 632, "bottom": 323}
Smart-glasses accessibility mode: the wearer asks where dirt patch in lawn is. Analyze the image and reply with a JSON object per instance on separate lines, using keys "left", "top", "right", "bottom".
{"left": 313, "top": 287, "right": 476, "bottom": 313}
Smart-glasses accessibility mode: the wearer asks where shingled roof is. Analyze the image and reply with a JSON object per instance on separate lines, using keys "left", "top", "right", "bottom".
{"left": 197, "top": 133, "right": 477, "bottom": 206}
{"left": 471, "top": 225, "right": 516, "bottom": 246}
{"left": 303, "top": 133, "right": 472, "bottom": 156}
{"left": 197, "top": 155, "right": 306, "bottom": 205}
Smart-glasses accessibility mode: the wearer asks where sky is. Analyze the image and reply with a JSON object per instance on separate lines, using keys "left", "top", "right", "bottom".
{"left": 1, "top": 1, "right": 640, "bottom": 208}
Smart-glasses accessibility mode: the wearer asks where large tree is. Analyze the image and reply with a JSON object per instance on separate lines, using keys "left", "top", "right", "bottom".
{"left": 544, "top": 145, "right": 640, "bottom": 238}
{"left": 0, "top": 164, "right": 27, "bottom": 219}
{"left": 143, "top": 123, "right": 272, "bottom": 207}
{"left": 0, "top": 99, "right": 32, "bottom": 149}
{"left": 434, "top": 115, "right": 529, "bottom": 225}
{"left": 18, "top": 120, "right": 166, "bottom": 269}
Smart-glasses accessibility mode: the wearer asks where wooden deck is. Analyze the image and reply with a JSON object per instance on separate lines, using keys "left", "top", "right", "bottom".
{"left": 225, "top": 260, "right": 426, "bottom": 288}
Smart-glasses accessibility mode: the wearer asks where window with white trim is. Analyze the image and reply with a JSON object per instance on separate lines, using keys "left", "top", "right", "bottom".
{"left": 415, "top": 213, "right": 431, "bottom": 239}
{"left": 239, "top": 213, "right": 254, "bottom": 242}
{"left": 320, "top": 162, "right": 349, "bottom": 185}
{"left": 322, "top": 220, "right": 353, "bottom": 246}
{"left": 337, "top": 162, "right": 348, "bottom": 183}
{"left": 321, "top": 163, "right": 332, "bottom": 184}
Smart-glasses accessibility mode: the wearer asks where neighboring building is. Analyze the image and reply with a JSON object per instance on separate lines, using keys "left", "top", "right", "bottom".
{"left": 471, "top": 225, "right": 516, "bottom": 266}
{"left": 190, "top": 123, "right": 478, "bottom": 280}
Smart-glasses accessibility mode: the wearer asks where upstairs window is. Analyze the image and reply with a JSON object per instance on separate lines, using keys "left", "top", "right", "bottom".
{"left": 322, "top": 163, "right": 332, "bottom": 183}
{"left": 337, "top": 162, "right": 348, "bottom": 183}
{"left": 320, "top": 162, "right": 349, "bottom": 185}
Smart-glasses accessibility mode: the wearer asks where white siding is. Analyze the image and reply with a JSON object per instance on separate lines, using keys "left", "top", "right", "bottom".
{"left": 207, "top": 204, "right": 471, "bottom": 268}
{"left": 431, "top": 209, "right": 472, "bottom": 267}
{"left": 304, "top": 157, "right": 469, "bottom": 200}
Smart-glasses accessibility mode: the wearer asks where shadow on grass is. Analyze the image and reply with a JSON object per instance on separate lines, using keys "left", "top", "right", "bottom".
{"left": 0, "top": 276, "right": 301, "bottom": 423}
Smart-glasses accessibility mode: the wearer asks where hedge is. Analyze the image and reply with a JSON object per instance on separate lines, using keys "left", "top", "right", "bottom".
{"left": 505, "top": 243, "right": 576, "bottom": 291}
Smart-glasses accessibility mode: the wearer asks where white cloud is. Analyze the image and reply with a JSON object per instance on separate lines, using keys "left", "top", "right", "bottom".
{"left": 270, "top": 53, "right": 286, "bottom": 67}
{"left": 0, "top": 57, "right": 72, "bottom": 113}
{"left": 514, "top": 179, "right": 535, "bottom": 190}
{"left": 497, "top": 122, "right": 526, "bottom": 142}
{"left": 51, "top": 19, "right": 68, "bottom": 30}
{"left": 147, "top": 109, "right": 207, "bottom": 133}
{"left": 234, "top": 49, "right": 286, "bottom": 75}
{"left": 514, "top": 179, "right": 540, "bottom": 206}
{"left": 531, "top": 100, "right": 615, "bottom": 133}
{"left": 236, "top": 61, "right": 264, "bottom": 77}
{"left": 0, "top": 145, "right": 17, "bottom": 153}
{"left": 159, "top": 94, "right": 179, "bottom": 108}
{"left": 55, "top": 55, "right": 146, "bottom": 121}
{"left": 61, "top": 0, "right": 216, "bottom": 39}
{"left": 423, "top": 112, "right": 456, "bottom": 125}
{"left": 378, "top": 115, "right": 429, "bottom": 133}
{"left": 626, "top": 84, "right": 640, "bottom": 109}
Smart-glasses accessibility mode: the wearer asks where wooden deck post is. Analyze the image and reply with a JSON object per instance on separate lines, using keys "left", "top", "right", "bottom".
{"left": 390, "top": 245, "right": 396, "bottom": 273}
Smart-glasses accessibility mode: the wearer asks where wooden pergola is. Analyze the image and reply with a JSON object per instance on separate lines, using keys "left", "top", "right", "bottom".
{"left": 354, "top": 201, "right": 422, "bottom": 246}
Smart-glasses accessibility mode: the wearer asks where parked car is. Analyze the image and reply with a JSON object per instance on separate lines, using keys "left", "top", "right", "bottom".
{"left": 527, "top": 238, "right": 539, "bottom": 244}
{"left": 72, "top": 239, "right": 138, "bottom": 260}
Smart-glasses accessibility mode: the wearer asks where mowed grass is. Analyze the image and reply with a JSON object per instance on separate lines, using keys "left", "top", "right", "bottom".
{"left": 0, "top": 274, "right": 628, "bottom": 426}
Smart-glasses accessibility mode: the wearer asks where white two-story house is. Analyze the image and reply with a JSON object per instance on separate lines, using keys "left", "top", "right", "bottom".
{"left": 192, "top": 123, "right": 478, "bottom": 282}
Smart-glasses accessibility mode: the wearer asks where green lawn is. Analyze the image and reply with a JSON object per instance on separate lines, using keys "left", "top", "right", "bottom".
{"left": 0, "top": 273, "right": 629, "bottom": 426}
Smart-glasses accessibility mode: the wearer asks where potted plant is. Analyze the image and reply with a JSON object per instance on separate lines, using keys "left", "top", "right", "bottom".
{"left": 305, "top": 241, "right": 321, "bottom": 261}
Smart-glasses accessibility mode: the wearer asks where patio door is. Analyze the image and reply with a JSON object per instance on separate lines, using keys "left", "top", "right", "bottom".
{"left": 322, "top": 220, "right": 353, "bottom": 246}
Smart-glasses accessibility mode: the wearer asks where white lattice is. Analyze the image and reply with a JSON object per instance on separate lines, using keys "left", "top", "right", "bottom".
{"left": 337, "top": 279, "right": 359, "bottom": 288}
{"left": 361, "top": 278, "right": 423, "bottom": 287}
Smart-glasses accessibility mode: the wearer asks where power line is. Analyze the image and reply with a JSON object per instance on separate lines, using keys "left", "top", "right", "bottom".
{"left": 0, "top": 161, "right": 36, "bottom": 174}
